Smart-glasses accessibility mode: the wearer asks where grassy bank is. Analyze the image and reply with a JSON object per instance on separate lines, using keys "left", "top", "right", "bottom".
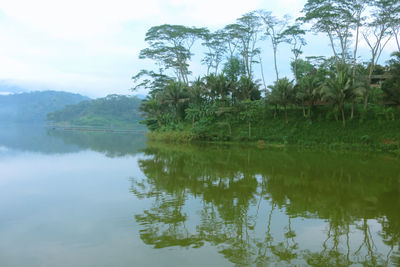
{"left": 146, "top": 108, "right": 400, "bottom": 153}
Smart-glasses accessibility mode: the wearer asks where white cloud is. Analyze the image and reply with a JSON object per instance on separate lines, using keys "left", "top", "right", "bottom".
{"left": 1, "top": 0, "right": 309, "bottom": 97}
{"left": 1, "top": 0, "right": 161, "bottom": 39}
{"left": 0, "top": 0, "right": 396, "bottom": 98}
{"left": 165, "top": 0, "right": 264, "bottom": 26}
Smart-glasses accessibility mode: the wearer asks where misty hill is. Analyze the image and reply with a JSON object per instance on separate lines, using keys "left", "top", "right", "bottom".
{"left": 0, "top": 81, "right": 26, "bottom": 94}
{"left": 47, "top": 94, "right": 144, "bottom": 129}
{"left": 0, "top": 91, "right": 89, "bottom": 123}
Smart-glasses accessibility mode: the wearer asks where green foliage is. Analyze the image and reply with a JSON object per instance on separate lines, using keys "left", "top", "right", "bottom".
{"left": 132, "top": 4, "right": 400, "bottom": 149}
{"left": 146, "top": 130, "right": 197, "bottom": 143}
{"left": 382, "top": 52, "right": 400, "bottom": 105}
{"left": 205, "top": 74, "right": 232, "bottom": 103}
{"left": 47, "top": 94, "right": 143, "bottom": 128}
{"left": 222, "top": 57, "right": 246, "bottom": 83}
{"left": 291, "top": 59, "right": 315, "bottom": 80}
{"left": 268, "top": 78, "right": 295, "bottom": 106}
{"left": 236, "top": 77, "right": 261, "bottom": 101}
{"left": 132, "top": 69, "right": 174, "bottom": 95}
{"left": 139, "top": 24, "right": 208, "bottom": 84}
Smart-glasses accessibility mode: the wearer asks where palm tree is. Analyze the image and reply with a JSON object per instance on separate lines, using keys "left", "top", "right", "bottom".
{"left": 321, "top": 70, "right": 352, "bottom": 127}
{"left": 159, "top": 81, "right": 190, "bottom": 122}
{"left": 268, "top": 78, "right": 295, "bottom": 123}
{"left": 237, "top": 77, "right": 261, "bottom": 101}
{"left": 189, "top": 77, "right": 207, "bottom": 106}
{"left": 296, "top": 74, "right": 322, "bottom": 123}
{"left": 205, "top": 74, "right": 232, "bottom": 106}
{"left": 140, "top": 95, "right": 163, "bottom": 129}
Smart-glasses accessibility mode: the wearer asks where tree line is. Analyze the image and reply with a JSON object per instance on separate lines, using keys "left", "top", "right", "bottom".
{"left": 133, "top": 0, "right": 400, "bottom": 132}
{"left": 47, "top": 95, "right": 143, "bottom": 127}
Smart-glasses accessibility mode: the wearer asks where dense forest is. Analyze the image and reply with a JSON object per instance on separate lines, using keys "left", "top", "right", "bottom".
{"left": 132, "top": 0, "right": 400, "bottom": 147}
{"left": 0, "top": 91, "right": 88, "bottom": 123}
{"left": 47, "top": 94, "right": 144, "bottom": 129}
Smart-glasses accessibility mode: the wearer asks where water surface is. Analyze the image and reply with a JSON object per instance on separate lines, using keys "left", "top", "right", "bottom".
{"left": 0, "top": 124, "right": 399, "bottom": 266}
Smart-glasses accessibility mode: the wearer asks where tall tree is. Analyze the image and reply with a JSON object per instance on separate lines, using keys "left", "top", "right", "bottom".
{"left": 381, "top": 52, "right": 400, "bottom": 105}
{"left": 383, "top": 0, "right": 400, "bottom": 51}
{"left": 282, "top": 24, "right": 307, "bottom": 84}
{"left": 362, "top": 0, "right": 395, "bottom": 109}
{"left": 201, "top": 29, "right": 227, "bottom": 75}
{"left": 258, "top": 10, "right": 290, "bottom": 82}
{"left": 225, "top": 12, "right": 262, "bottom": 79}
{"left": 348, "top": 0, "right": 369, "bottom": 82}
{"left": 139, "top": 24, "right": 207, "bottom": 85}
{"left": 300, "top": 0, "right": 356, "bottom": 71}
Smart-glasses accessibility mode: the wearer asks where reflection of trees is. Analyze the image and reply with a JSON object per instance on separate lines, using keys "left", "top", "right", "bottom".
{"left": 0, "top": 124, "right": 146, "bottom": 157}
{"left": 131, "top": 142, "right": 400, "bottom": 265}
{"left": 135, "top": 195, "right": 205, "bottom": 248}
{"left": 47, "top": 130, "right": 146, "bottom": 157}
{"left": 0, "top": 124, "right": 80, "bottom": 154}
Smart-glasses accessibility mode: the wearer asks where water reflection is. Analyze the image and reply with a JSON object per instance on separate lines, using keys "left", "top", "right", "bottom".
{"left": 47, "top": 129, "right": 146, "bottom": 157}
{"left": 132, "top": 142, "right": 400, "bottom": 266}
{"left": 0, "top": 124, "right": 146, "bottom": 156}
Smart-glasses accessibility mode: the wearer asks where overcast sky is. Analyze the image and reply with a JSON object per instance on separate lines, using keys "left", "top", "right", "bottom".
{"left": 0, "top": 0, "right": 397, "bottom": 98}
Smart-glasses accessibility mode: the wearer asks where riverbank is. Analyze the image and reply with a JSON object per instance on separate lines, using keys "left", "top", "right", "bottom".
{"left": 146, "top": 118, "right": 400, "bottom": 153}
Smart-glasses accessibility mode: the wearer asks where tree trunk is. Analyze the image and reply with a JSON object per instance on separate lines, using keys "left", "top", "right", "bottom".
{"left": 156, "top": 113, "right": 162, "bottom": 127}
{"left": 334, "top": 108, "right": 339, "bottom": 122}
{"left": 394, "top": 29, "right": 400, "bottom": 52}
{"left": 259, "top": 55, "right": 267, "bottom": 92}
{"left": 328, "top": 32, "right": 340, "bottom": 73}
{"left": 248, "top": 121, "right": 251, "bottom": 139}
{"left": 341, "top": 107, "right": 346, "bottom": 127}
{"left": 284, "top": 105, "right": 288, "bottom": 124}
{"left": 273, "top": 47, "right": 279, "bottom": 82}
{"left": 351, "top": 101, "right": 354, "bottom": 119}
{"left": 308, "top": 102, "right": 312, "bottom": 124}
{"left": 294, "top": 56, "right": 298, "bottom": 84}
{"left": 363, "top": 91, "right": 370, "bottom": 110}
{"left": 352, "top": 18, "right": 360, "bottom": 83}
{"left": 302, "top": 102, "right": 306, "bottom": 117}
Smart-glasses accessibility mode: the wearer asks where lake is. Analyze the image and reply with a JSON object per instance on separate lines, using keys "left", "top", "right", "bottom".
{"left": 0, "top": 124, "right": 399, "bottom": 266}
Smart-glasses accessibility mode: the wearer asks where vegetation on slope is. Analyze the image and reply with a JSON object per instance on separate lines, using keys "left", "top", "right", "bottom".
{"left": 131, "top": 1, "right": 400, "bottom": 150}
{"left": 47, "top": 94, "right": 144, "bottom": 129}
{"left": 0, "top": 91, "right": 89, "bottom": 123}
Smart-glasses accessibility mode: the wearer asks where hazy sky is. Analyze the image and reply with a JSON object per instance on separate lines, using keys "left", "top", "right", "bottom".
{"left": 0, "top": 0, "right": 397, "bottom": 98}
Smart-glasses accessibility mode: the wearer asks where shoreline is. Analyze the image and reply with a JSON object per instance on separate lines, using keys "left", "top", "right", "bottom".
{"left": 145, "top": 124, "right": 400, "bottom": 154}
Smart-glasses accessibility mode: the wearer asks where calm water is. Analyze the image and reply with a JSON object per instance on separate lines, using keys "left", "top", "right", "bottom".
{"left": 0, "top": 124, "right": 400, "bottom": 266}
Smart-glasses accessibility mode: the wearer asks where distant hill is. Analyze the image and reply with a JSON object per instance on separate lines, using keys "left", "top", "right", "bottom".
{"left": 47, "top": 94, "right": 144, "bottom": 129}
{"left": 0, "top": 91, "right": 89, "bottom": 123}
